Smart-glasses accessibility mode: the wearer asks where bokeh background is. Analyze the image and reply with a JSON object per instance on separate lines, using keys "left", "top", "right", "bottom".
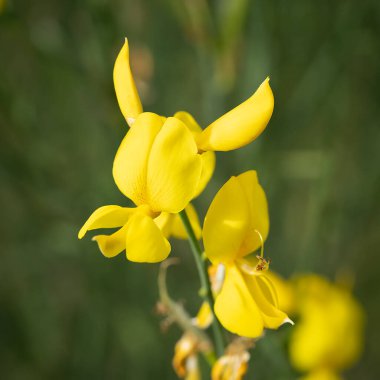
{"left": 1, "top": 0, "right": 379, "bottom": 378}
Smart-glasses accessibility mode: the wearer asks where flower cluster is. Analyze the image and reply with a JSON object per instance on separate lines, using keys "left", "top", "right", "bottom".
{"left": 79, "top": 39, "right": 274, "bottom": 264}
{"left": 79, "top": 38, "right": 292, "bottom": 378}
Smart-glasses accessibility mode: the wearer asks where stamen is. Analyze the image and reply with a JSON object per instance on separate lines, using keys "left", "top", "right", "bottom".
{"left": 238, "top": 256, "right": 271, "bottom": 275}
{"left": 237, "top": 227, "right": 271, "bottom": 274}
{"left": 255, "top": 255, "right": 271, "bottom": 272}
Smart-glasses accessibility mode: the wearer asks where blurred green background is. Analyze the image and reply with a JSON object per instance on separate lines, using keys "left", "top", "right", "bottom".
{"left": 1, "top": 0, "right": 379, "bottom": 379}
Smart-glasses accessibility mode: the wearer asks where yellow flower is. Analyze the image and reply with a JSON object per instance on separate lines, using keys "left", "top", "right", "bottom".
{"left": 113, "top": 38, "right": 273, "bottom": 193}
{"left": 192, "top": 301, "right": 213, "bottom": 330}
{"left": 211, "top": 349, "right": 250, "bottom": 380}
{"left": 115, "top": 40, "right": 273, "bottom": 151}
{"left": 289, "top": 275, "right": 365, "bottom": 374}
{"left": 301, "top": 368, "right": 343, "bottom": 380}
{"left": 114, "top": 39, "right": 215, "bottom": 197}
{"left": 203, "top": 171, "right": 292, "bottom": 338}
{"left": 80, "top": 34, "right": 275, "bottom": 263}
{"left": 173, "top": 333, "right": 201, "bottom": 380}
{"left": 78, "top": 113, "right": 202, "bottom": 263}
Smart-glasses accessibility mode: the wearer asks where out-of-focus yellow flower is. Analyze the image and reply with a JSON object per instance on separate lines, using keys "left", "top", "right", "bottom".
{"left": 289, "top": 275, "right": 365, "bottom": 375}
{"left": 203, "top": 171, "right": 292, "bottom": 338}
{"left": 193, "top": 301, "right": 213, "bottom": 330}
{"left": 173, "top": 333, "right": 201, "bottom": 380}
{"left": 78, "top": 113, "right": 202, "bottom": 263}
{"left": 212, "top": 347, "right": 250, "bottom": 380}
{"left": 301, "top": 368, "right": 343, "bottom": 380}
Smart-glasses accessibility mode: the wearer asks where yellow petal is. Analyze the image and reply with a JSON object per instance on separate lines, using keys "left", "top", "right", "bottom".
{"left": 112, "top": 112, "right": 164, "bottom": 205}
{"left": 214, "top": 264, "right": 264, "bottom": 338}
{"left": 126, "top": 212, "right": 171, "bottom": 263}
{"left": 173, "top": 333, "right": 199, "bottom": 378}
{"left": 193, "top": 301, "right": 213, "bottom": 329}
{"left": 203, "top": 176, "right": 250, "bottom": 264}
{"left": 92, "top": 224, "right": 128, "bottom": 258}
{"left": 78, "top": 205, "right": 134, "bottom": 239}
{"left": 174, "top": 111, "right": 202, "bottom": 136}
{"left": 265, "top": 271, "right": 296, "bottom": 315}
{"left": 174, "top": 112, "right": 216, "bottom": 198}
{"left": 212, "top": 351, "right": 250, "bottom": 380}
{"left": 235, "top": 170, "right": 269, "bottom": 257}
{"left": 193, "top": 151, "right": 216, "bottom": 198}
{"left": 197, "top": 78, "right": 274, "bottom": 151}
{"left": 113, "top": 38, "right": 143, "bottom": 126}
{"left": 146, "top": 117, "right": 202, "bottom": 213}
{"left": 242, "top": 272, "right": 291, "bottom": 329}
{"left": 185, "top": 356, "right": 201, "bottom": 380}
{"left": 170, "top": 204, "right": 202, "bottom": 240}
{"left": 153, "top": 212, "right": 173, "bottom": 238}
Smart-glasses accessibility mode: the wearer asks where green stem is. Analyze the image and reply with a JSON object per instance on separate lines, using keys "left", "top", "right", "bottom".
{"left": 179, "top": 209, "right": 225, "bottom": 357}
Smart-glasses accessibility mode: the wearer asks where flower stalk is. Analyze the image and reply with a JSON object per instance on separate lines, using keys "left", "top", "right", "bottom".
{"left": 157, "top": 259, "right": 215, "bottom": 366}
{"left": 179, "top": 209, "right": 225, "bottom": 357}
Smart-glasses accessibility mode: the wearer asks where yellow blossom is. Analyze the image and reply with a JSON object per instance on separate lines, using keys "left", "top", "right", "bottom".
{"left": 173, "top": 333, "right": 201, "bottom": 380}
{"left": 113, "top": 39, "right": 215, "bottom": 197}
{"left": 211, "top": 349, "right": 250, "bottom": 380}
{"left": 113, "top": 39, "right": 273, "bottom": 195}
{"left": 289, "top": 275, "right": 365, "bottom": 375}
{"left": 203, "top": 171, "right": 292, "bottom": 338}
{"left": 192, "top": 301, "right": 213, "bottom": 330}
{"left": 301, "top": 368, "right": 343, "bottom": 380}
{"left": 80, "top": 35, "right": 274, "bottom": 262}
{"left": 114, "top": 40, "right": 273, "bottom": 152}
{"left": 78, "top": 113, "right": 202, "bottom": 263}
